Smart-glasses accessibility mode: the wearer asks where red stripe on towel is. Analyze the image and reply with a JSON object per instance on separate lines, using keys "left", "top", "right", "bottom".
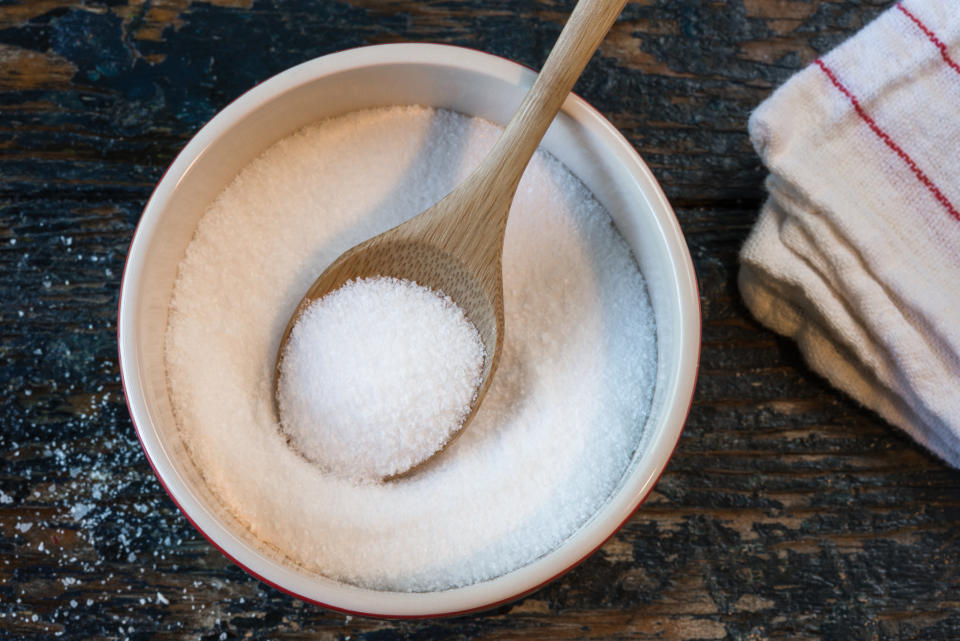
{"left": 814, "top": 58, "right": 960, "bottom": 224}
{"left": 897, "top": 3, "right": 960, "bottom": 76}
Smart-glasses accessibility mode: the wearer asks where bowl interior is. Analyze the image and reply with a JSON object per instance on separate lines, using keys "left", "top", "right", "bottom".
{"left": 119, "top": 44, "right": 699, "bottom": 616}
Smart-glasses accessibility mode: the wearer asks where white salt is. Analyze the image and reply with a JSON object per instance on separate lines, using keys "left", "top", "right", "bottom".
{"left": 165, "top": 106, "right": 657, "bottom": 591}
{"left": 277, "top": 276, "right": 484, "bottom": 482}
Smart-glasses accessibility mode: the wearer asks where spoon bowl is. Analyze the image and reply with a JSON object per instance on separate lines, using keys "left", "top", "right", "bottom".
{"left": 274, "top": 0, "right": 628, "bottom": 478}
{"left": 275, "top": 233, "right": 504, "bottom": 477}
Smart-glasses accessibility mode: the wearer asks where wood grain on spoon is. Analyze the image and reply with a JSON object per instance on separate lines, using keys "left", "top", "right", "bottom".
{"left": 275, "top": 0, "right": 629, "bottom": 479}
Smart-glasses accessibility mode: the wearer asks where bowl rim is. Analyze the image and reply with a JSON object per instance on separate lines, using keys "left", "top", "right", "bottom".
{"left": 118, "top": 42, "right": 701, "bottom": 618}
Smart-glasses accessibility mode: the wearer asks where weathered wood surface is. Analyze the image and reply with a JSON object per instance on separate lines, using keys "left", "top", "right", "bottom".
{"left": 3, "top": 0, "right": 959, "bottom": 639}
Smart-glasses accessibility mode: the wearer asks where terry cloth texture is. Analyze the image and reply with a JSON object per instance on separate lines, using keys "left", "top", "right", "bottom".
{"left": 739, "top": 1, "right": 960, "bottom": 466}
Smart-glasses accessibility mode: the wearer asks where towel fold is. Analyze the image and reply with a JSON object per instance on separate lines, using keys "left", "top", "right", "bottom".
{"left": 739, "top": 0, "right": 960, "bottom": 466}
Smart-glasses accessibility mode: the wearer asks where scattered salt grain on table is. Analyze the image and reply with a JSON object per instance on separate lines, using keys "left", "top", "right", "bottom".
{"left": 277, "top": 276, "right": 484, "bottom": 482}
{"left": 165, "top": 105, "right": 657, "bottom": 591}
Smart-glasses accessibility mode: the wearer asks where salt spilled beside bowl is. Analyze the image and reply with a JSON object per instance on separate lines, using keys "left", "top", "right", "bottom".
{"left": 118, "top": 44, "right": 700, "bottom": 617}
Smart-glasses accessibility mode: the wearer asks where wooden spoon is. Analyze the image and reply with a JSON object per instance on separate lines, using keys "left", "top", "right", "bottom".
{"left": 275, "top": 0, "right": 628, "bottom": 478}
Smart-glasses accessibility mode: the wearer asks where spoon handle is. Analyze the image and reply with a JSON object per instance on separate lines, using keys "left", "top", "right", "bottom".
{"left": 479, "top": 0, "right": 629, "bottom": 194}
{"left": 409, "top": 0, "right": 627, "bottom": 270}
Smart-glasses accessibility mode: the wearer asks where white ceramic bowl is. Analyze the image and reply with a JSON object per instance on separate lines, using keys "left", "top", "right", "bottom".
{"left": 118, "top": 43, "right": 699, "bottom": 617}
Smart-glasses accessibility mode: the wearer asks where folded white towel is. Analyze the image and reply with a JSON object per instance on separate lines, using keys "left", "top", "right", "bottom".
{"left": 739, "top": 0, "right": 960, "bottom": 466}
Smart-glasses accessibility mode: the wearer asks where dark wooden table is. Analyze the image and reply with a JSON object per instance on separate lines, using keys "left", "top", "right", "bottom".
{"left": 3, "top": 1, "right": 959, "bottom": 639}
